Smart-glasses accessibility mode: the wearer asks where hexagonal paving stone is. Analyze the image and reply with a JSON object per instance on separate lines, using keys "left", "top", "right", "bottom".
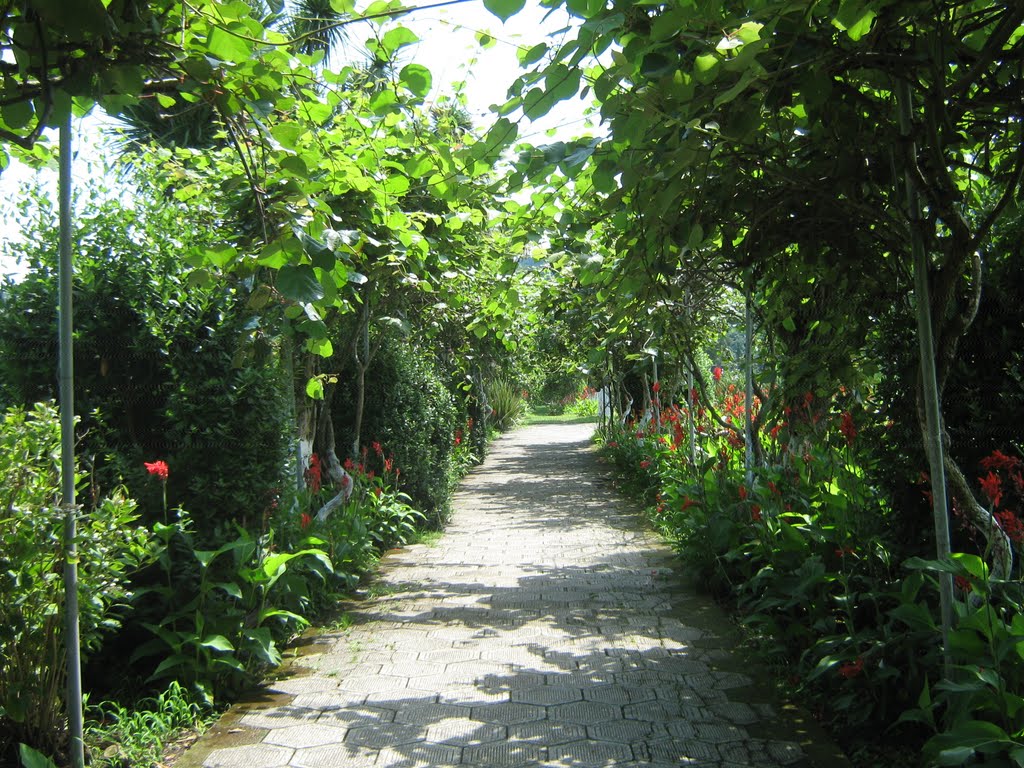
{"left": 463, "top": 742, "right": 545, "bottom": 766}
{"left": 480, "top": 672, "right": 548, "bottom": 691}
{"left": 318, "top": 704, "right": 397, "bottom": 727}
{"left": 510, "top": 686, "right": 582, "bottom": 706}
{"left": 766, "top": 739, "right": 805, "bottom": 765}
{"left": 588, "top": 719, "right": 667, "bottom": 743}
{"left": 419, "top": 648, "right": 482, "bottom": 664}
{"left": 508, "top": 721, "right": 587, "bottom": 746}
{"left": 202, "top": 744, "right": 293, "bottom": 768}
{"left": 646, "top": 739, "right": 720, "bottom": 764}
{"left": 294, "top": 691, "right": 366, "bottom": 711}
{"left": 394, "top": 701, "right": 470, "bottom": 725}
{"left": 264, "top": 724, "right": 348, "bottom": 749}
{"left": 240, "top": 706, "right": 321, "bottom": 731}
{"left": 339, "top": 674, "right": 408, "bottom": 693}
{"left": 548, "top": 700, "right": 619, "bottom": 725}
{"left": 345, "top": 721, "right": 425, "bottom": 748}
{"left": 293, "top": 744, "right": 379, "bottom": 768}
{"left": 549, "top": 739, "right": 634, "bottom": 766}
{"left": 381, "top": 661, "right": 445, "bottom": 678}
{"left": 426, "top": 718, "right": 506, "bottom": 746}
{"left": 377, "top": 742, "right": 463, "bottom": 767}
{"left": 693, "top": 722, "right": 748, "bottom": 744}
{"left": 266, "top": 676, "right": 340, "bottom": 695}
{"left": 582, "top": 686, "right": 656, "bottom": 706}
{"left": 470, "top": 701, "right": 545, "bottom": 725}
{"left": 623, "top": 700, "right": 703, "bottom": 723}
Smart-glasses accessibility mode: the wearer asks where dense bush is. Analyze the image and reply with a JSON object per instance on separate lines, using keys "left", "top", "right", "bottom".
{"left": 0, "top": 402, "right": 152, "bottom": 762}
{"left": 0, "top": 185, "right": 290, "bottom": 541}
{"left": 333, "top": 330, "right": 460, "bottom": 524}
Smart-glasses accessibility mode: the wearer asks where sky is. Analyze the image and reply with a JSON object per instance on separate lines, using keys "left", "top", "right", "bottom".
{"left": 0, "top": 0, "right": 595, "bottom": 277}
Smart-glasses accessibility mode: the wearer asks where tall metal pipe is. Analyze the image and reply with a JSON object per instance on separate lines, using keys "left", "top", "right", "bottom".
{"left": 59, "top": 114, "right": 85, "bottom": 768}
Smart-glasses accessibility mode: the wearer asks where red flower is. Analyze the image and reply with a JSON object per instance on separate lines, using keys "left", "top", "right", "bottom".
{"left": 608, "top": 441, "right": 619, "bottom": 448}
{"left": 997, "top": 510, "right": 1024, "bottom": 543}
{"left": 839, "top": 412, "right": 857, "bottom": 447}
{"left": 838, "top": 657, "right": 864, "bottom": 679}
{"left": 454, "top": 429, "right": 463, "bottom": 446}
{"left": 305, "top": 454, "right": 322, "bottom": 493}
{"left": 300, "top": 513, "right": 312, "bottom": 529}
{"left": 955, "top": 575, "right": 973, "bottom": 593}
{"left": 981, "top": 450, "right": 1022, "bottom": 473}
{"left": 384, "top": 457, "right": 394, "bottom": 473}
{"left": 144, "top": 460, "right": 169, "bottom": 481}
{"left": 738, "top": 485, "right": 748, "bottom": 501}
{"left": 652, "top": 381, "right": 661, "bottom": 393}
{"left": 640, "top": 460, "right": 651, "bottom": 469}
{"left": 712, "top": 366, "right": 723, "bottom": 381}
{"left": 979, "top": 471, "right": 1003, "bottom": 507}
{"left": 751, "top": 505, "right": 762, "bottom": 522}
{"left": 344, "top": 457, "right": 354, "bottom": 471}
{"left": 681, "top": 496, "right": 695, "bottom": 511}
{"left": 372, "top": 441, "right": 383, "bottom": 456}
{"left": 768, "top": 480, "right": 779, "bottom": 496}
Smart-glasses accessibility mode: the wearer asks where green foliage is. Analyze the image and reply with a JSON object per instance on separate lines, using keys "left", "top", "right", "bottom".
{"left": 0, "top": 402, "right": 153, "bottom": 759}
{"left": 130, "top": 513, "right": 332, "bottom": 705}
{"left": 84, "top": 681, "right": 206, "bottom": 768}
{"left": 599, "top": 380, "right": 938, "bottom": 751}
{"left": 335, "top": 331, "right": 459, "bottom": 523}
{"left": 0, "top": 176, "right": 291, "bottom": 540}
{"left": 485, "top": 377, "right": 526, "bottom": 431}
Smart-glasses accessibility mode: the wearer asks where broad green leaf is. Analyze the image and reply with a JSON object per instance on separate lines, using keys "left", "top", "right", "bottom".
{"left": 277, "top": 265, "right": 325, "bottom": 303}
{"left": 309, "top": 337, "right": 333, "bottom": 357}
{"left": 306, "top": 378, "right": 325, "bottom": 399}
{"left": 2, "top": 101, "right": 34, "bottom": 130}
{"left": 207, "top": 25, "right": 255, "bottom": 64}
{"left": 199, "top": 635, "right": 235, "bottom": 652}
{"left": 483, "top": 0, "right": 526, "bottom": 23}
{"left": 519, "top": 43, "right": 548, "bottom": 66}
{"left": 18, "top": 744, "right": 58, "bottom": 768}
{"left": 399, "top": 64, "right": 432, "bottom": 97}
{"left": 380, "top": 26, "right": 419, "bottom": 57}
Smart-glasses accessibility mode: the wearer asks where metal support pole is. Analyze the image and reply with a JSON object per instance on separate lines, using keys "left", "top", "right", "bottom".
{"left": 59, "top": 115, "right": 85, "bottom": 768}
{"left": 744, "top": 280, "right": 755, "bottom": 485}
{"left": 897, "top": 77, "right": 953, "bottom": 666}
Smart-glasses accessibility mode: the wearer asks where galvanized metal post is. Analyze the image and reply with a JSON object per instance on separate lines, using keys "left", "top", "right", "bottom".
{"left": 58, "top": 114, "right": 85, "bottom": 768}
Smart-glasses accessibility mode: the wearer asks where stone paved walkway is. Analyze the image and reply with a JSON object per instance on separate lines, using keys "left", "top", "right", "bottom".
{"left": 180, "top": 423, "right": 847, "bottom": 768}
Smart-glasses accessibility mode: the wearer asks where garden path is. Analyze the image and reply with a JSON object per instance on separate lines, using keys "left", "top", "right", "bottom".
{"left": 180, "top": 423, "right": 847, "bottom": 768}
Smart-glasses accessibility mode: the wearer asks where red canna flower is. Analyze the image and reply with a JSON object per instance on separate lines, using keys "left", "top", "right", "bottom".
{"left": 300, "top": 512, "right": 312, "bottom": 529}
{"left": 738, "top": 485, "right": 748, "bottom": 501}
{"left": 144, "top": 460, "right": 169, "bottom": 481}
{"left": 997, "top": 510, "right": 1024, "bottom": 543}
{"left": 712, "top": 366, "right": 723, "bottom": 381}
{"left": 372, "top": 441, "right": 383, "bottom": 456}
{"left": 840, "top": 411, "right": 857, "bottom": 447}
{"left": 454, "top": 429, "right": 463, "bottom": 446}
{"left": 751, "top": 506, "right": 762, "bottom": 522}
{"left": 979, "top": 471, "right": 1003, "bottom": 507}
{"left": 343, "top": 457, "right": 354, "bottom": 471}
{"left": 652, "top": 381, "right": 661, "bottom": 393}
{"left": 954, "top": 575, "right": 972, "bottom": 593}
{"left": 838, "top": 657, "right": 864, "bottom": 679}
{"left": 305, "top": 454, "right": 322, "bottom": 493}
{"left": 640, "top": 460, "right": 651, "bottom": 469}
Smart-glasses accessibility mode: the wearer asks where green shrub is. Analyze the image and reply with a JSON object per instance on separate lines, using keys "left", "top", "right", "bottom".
{"left": 0, "top": 402, "right": 153, "bottom": 760}
{"left": 484, "top": 377, "right": 526, "bottom": 431}
{"left": 334, "top": 331, "right": 459, "bottom": 524}
{"left": 0, "top": 186, "right": 290, "bottom": 541}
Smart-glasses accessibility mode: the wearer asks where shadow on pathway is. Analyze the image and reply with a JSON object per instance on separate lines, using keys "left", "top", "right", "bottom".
{"left": 179, "top": 423, "right": 849, "bottom": 768}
